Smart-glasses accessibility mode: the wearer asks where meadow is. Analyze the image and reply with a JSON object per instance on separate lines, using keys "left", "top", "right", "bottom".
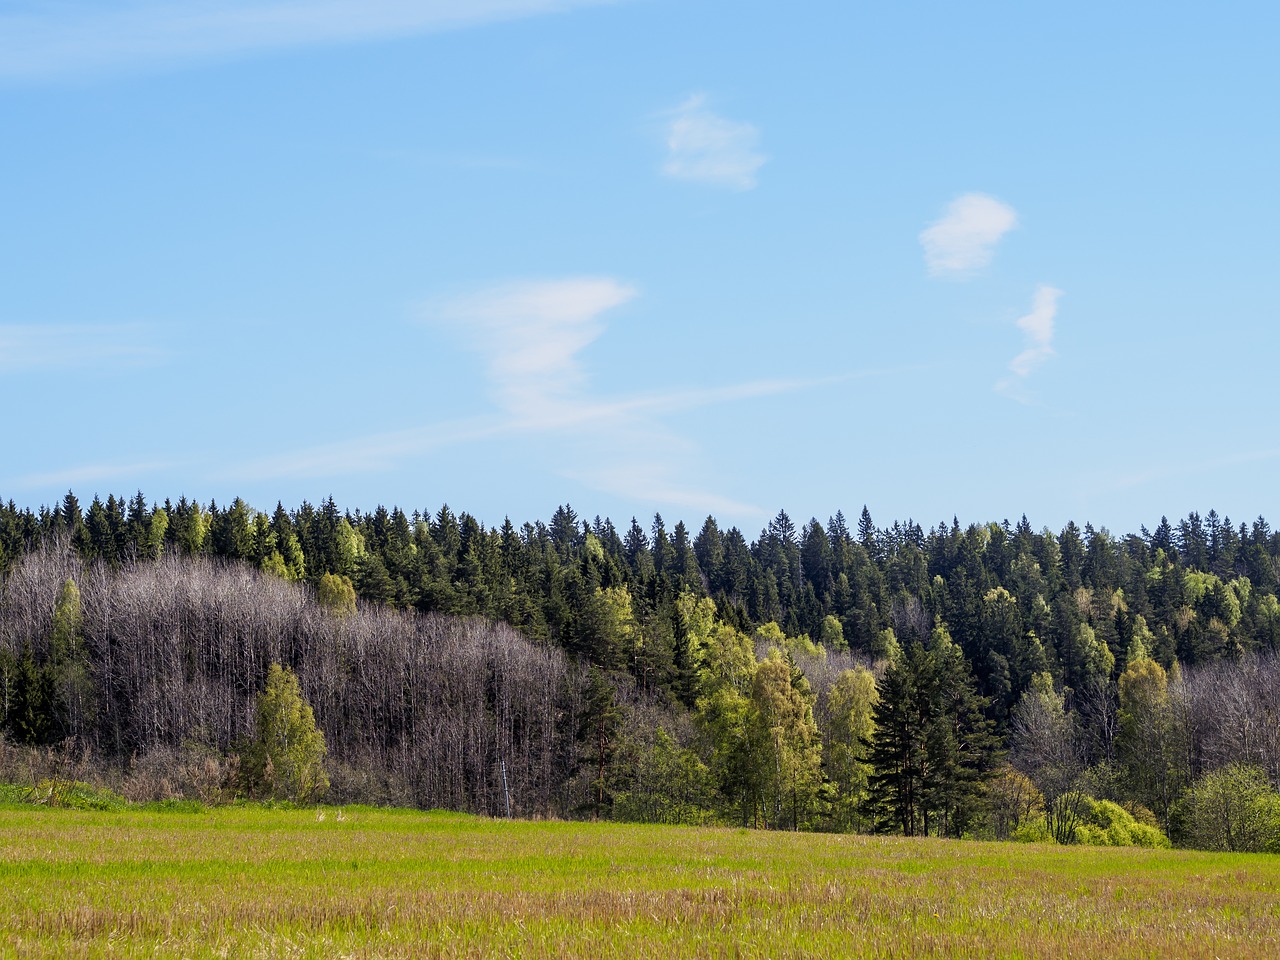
{"left": 1, "top": 804, "right": 1278, "bottom": 959}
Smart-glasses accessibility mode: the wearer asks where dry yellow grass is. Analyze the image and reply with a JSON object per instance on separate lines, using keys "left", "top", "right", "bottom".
{"left": 1, "top": 805, "right": 1278, "bottom": 958}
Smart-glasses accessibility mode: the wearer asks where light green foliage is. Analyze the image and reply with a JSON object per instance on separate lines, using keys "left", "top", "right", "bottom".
{"left": 1184, "top": 570, "right": 1242, "bottom": 629}
{"left": 145, "top": 507, "right": 169, "bottom": 559}
{"left": 754, "top": 621, "right": 790, "bottom": 652}
{"left": 609, "top": 728, "right": 718, "bottom": 825}
{"left": 1230, "top": 577, "right": 1252, "bottom": 610}
{"left": 753, "top": 621, "right": 823, "bottom": 661}
{"left": 695, "top": 622, "right": 756, "bottom": 703}
{"left": 49, "top": 578, "right": 93, "bottom": 739}
{"left": 1177, "top": 764, "right": 1280, "bottom": 853}
{"left": 818, "top": 615, "right": 847, "bottom": 651}
{"left": 873, "top": 627, "right": 902, "bottom": 666}
{"left": 748, "top": 649, "right": 822, "bottom": 830}
{"left": 279, "top": 532, "right": 306, "bottom": 581}
{"left": 333, "top": 518, "right": 367, "bottom": 576}
{"left": 1249, "top": 593, "right": 1280, "bottom": 649}
{"left": 1116, "top": 655, "right": 1185, "bottom": 823}
{"left": 676, "top": 592, "right": 719, "bottom": 675}
{"left": 50, "top": 578, "right": 82, "bottom": 658}
{"left": 825, "top": 665, "right": 878, "bottom": 831}
{"left": 1014, "top": 795, "right": 1171, "bottom": 848}
{"left": 244, "top": 664, "right": 329, "bottom": 803}
{"left": 178, "top": 502, "right": 210, "bottom": 554}
{"left": 1125, "top": 615, "right": 1155, "bottom": 667}
{"left": 254, "top": 516, "right": 305, "bottom": 582}
{"left": 1072, "top": 623, "right": 1115, "bottom": 686}
{"left": 598, "top": 585, "right": 640, "bottom": 661}
{"left": 692, "top": 615, "right": 759, "bottom": 823}
{"left": 316, "top": 573, "right": 357, "bottom": 617}
{"left": 584, "top": 531, "right": 605, "bottom": 564}
{"left": 260, "top": 550, "right": 290, "bottom": 580}
{"left": 1073, "top": 798, "right": 1171, "bottom": 848}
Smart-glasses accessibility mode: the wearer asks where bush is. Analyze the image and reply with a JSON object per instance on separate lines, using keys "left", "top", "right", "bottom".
{"left": 1013, "top": 795, "right": 1171, "bottom": 848}
{"left": 0, "top": 783, "right": 33, "bottom": 804}
{"left": 122, "top": 744, "right": 240, "bottom": 805}
{"left": 1176, "top": 764, "right": 1280, "bottom": 853}
{"left": 30, "top": 779, "right": 127, "bottom": 811}
{"left": 1012, "top": 818, "right": 1054, "bottom": 844}
{"left": 1074, "top": 798, "right": 1171, "bottom": 848}
{"left": 985, "top": 766, "right": 1044, "bottom": 841}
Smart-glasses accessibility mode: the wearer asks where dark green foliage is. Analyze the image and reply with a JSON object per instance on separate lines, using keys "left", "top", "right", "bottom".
{"left": 6, "top": 650, "right": 54, "bottom": 745}
{"left": 867, "top": 626, "right": 996, "bottom": 837}
{"left": 4, "top": 493, "right": 1280, "bottom": 688}
{"left": 578, "top": 666, "right": 622, "bottom": 818}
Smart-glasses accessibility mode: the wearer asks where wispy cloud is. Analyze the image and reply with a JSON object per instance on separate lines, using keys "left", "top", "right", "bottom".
{"left": 1101, "top": 447, "right": 1280, "bottom": 493}
{"left": 435, "top": 277, "right": 638, "bottom": 422}
{"left": 429, "top": 278, "right": 781, "bottom": 514}
{"left": 0, "top": 324, "right": 165, "bottom": 372}
{"left": 661, "top": 94, "right": 766, "bottom": 191}
{"left": 920, "top": 193, "right": 1018, "bottom": 278}
{"left": 228, "top": 277, "right": 844, "bottom": 518}
{"left": 996, "top": 285, "right": 1061, "bottom": 400}
{"left": 225, "top": 416, "right": 508, "bottom": 481}
{"left": 1009, "top": 286, "right": 1060, "bottom": 377}
{"left": 14, "top": 460, "right": 177, "bottom": 491}
{"left": 0, "top": 0, "right": 620, "bottom": 81}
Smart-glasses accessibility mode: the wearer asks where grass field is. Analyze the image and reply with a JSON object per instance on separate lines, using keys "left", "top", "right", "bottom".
{"left": 1, "top": 804, "right": 1278, "bottom": 958}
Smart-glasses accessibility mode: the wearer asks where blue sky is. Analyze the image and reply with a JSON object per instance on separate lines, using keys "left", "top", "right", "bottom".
{"left": 1, "top": 0, "right": 1276, "bottom": 535}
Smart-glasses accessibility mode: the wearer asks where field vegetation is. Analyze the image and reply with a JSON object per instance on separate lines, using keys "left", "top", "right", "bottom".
{"left": 2, "top": 803, "right": 1279, "bottom": 959}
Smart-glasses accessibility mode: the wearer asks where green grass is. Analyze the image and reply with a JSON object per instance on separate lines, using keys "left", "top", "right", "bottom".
{"left": 1, "top": 804, "right": 1278, "bottom": 958}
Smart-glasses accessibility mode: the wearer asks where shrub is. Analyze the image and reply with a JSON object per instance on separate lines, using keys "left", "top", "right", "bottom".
{"left": 30, "top": 779, "right": 127, "bottom": 811}
{"left": 1012, "top": 818, "right": 1054, "bottom": 844}
{"left": 985, "top": 766, "right": 1044, "bottom": 840}
{"left": 1013, "top": 795, "right": 1170, "bottom": 848}
{"left": 0, "top": 783, "right": 32, "bottom": 804}
{"left": 243, "top": 664, "right": 329, "bottom": 804}
{"left": 1176, "top": 764, "right": 1280, "bottom": 853}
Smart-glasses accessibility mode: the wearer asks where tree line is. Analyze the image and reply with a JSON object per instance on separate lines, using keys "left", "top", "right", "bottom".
{"left": 2, "top": 493, "right": 1280, "bottom": 849}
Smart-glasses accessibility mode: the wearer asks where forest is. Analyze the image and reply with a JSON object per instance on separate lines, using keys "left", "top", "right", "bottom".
{"left": 2, "top": 491, "right": 1280, "bottom": 852}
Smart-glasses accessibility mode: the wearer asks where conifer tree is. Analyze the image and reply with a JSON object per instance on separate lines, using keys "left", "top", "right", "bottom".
{"left": 244, "top": 664, "right": 329, "bottom": 803}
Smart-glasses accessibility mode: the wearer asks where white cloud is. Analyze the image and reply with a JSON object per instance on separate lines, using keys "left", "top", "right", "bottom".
{"left": 996, "top": 285, "right": 1061, "bottom": 399}
{"left": 920, "top": 193, "right": 1018, "bottom": 278}
{"left": 662, "top": 95, "right": 766, "bottom": 191}
{"left": 0, "top": 324, "right": 165, "bottom": 372}
{"left": 1009, "top": 285, "right": 1061, "bottom": 376}
{"left": 435, "top": 277, "right": 637, "bottom": 421}
{"left": 0, "top": 0, "right": 619, "bottom": 80}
